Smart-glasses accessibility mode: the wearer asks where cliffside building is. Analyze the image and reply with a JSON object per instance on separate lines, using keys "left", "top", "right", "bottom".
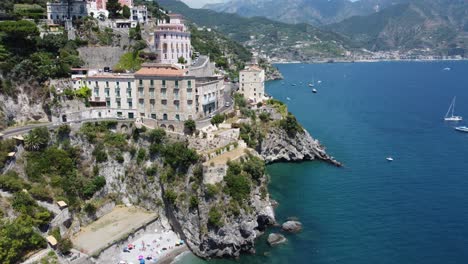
{"left": 239, "top": 65, "right": 265, "bottom": 103}
{"left": 154, "top": 14, "right": 192, "bottom": 65}
{"left": 72, "top": 63, "right": 224, "bottom": 122}
{"left": 47, "top": 0, "right": 87, "bottom": 22}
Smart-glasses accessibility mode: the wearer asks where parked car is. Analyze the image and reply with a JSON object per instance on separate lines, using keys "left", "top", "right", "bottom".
{"left": 225, "top": 102, "right": 230, "bottom": 107}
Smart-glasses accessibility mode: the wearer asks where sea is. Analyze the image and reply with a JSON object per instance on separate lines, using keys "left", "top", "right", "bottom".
{"left": 176, "top": 61, "right": 468, "bottom": 264}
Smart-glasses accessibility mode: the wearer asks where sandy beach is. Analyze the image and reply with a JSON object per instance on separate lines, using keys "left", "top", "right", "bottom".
{"left": 96, "top": 220, "right": 189, "bottom": 264}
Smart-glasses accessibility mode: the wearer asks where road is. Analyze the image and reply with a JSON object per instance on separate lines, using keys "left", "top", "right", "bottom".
{"left": 0, "top": 83, "right": 237, "bottom": 137}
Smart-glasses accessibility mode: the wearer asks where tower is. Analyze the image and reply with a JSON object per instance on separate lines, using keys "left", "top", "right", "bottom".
{"left": 154, "top": 14, "right": 192, "bottom": 65}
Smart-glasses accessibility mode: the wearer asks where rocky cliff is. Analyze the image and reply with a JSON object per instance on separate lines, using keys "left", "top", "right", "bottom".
{"left": 260, "top": 127, "right": 341, "bottom": 166}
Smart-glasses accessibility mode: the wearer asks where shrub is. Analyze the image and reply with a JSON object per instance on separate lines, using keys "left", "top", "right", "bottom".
{"left": 24, "top": 127, "right": 50, "bottom": 151}
{"left": 184, "top": 119, "right": 196, "bottom": 135}
{"left": 0, "top": 171, "right": 27, "bottom": 192}
{"left": 161, "top": 142, "right": 199, "bottom": 171}
{"left": 243, "top": 155, "right": 265, "bottom": 183}
{"left": 83, "top": 203, "right": 96, "bottom": 215}
{"left": 189, "top": 196, "right": 199, "bottom": 209}
{"left": 259, "top": 112, "right": 270, "bottom": 122}
{"left": 136, "top": 148, "right": 147, "bottom": 164}
{"left": 164, "top": 189, "right": 177, "bottom": 204}
{"left": 210, "top": 114, "right": 225, "bottom": 126}
{"left": 92, "top": 144, "right": 107, "bottom": 163}
{"left": 29, "top": 185, "right": 53, "bottom": 202}
{"left": 234, "top": 93, "right": 247, "bottom": 108}
{"left": 208, "top": 207, "right": 223, "bottom": 228}
{"left": 148, "top": 129, "right": 166, "bottom": 144}
{"left": 205, "top": 184, "right": 219, "bottom": 198}
{"left": 224, "top": 163, "right": 251, "bottom": 201}
{"left": 279, "top": 113, "right": 303, "bottom": 137}
{"left": 83, "top": 176, "right": 106, "bottom": 199}
{"left": 57, "top": 238, "right": 73, "bottom": 255}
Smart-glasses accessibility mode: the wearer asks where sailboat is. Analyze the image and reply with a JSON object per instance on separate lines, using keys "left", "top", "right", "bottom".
{"left": 444, "top": 97, "right": 462, "bottom": 121}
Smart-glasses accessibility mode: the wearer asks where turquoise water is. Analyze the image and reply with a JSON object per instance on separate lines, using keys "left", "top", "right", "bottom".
{"left": 178, "top": 61, "right": 468, "bottom": 264}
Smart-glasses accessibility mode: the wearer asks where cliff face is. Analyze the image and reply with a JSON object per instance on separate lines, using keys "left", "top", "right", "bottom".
{"left": 260, "top": 127, "right": 341, "bottom": 166}
{"left": 164, "top": 167, "right": 276, "bottom": 258}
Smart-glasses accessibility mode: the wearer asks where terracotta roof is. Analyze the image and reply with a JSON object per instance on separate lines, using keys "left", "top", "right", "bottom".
{"left": 246, "top": 65, "right": 263, "bottom": 72}
{"left": 87, "top": 74, "right": 135, "bottom": 80}
{"left": 135, "top": 65, "right": 185, "bottom": 77}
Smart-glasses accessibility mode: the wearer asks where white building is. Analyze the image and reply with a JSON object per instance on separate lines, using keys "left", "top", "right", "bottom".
{"left": 239, "top": 65, "right": 265, "bottom": 103}
{"left": 85, "top": 73, "right": 138, "bottom": 119}
{"left": 154, "top": 14, "right": 192, "bottom": 65}
{"left": 47, "top": 0, "right": 87, "bottom": 23}
{"left": 131, "top": 5, "right": 148, "bottom": 24}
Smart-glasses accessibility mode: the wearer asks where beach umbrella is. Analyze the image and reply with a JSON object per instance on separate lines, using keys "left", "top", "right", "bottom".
{"left": 138, "top": 255, "right": 144, "bottom": 260}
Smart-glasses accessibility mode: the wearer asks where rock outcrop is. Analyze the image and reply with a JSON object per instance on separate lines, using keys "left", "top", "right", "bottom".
{"left": 281, "top": 220, "right": 302, "bottom": 233}
{"left": 260, "top": 127, "right": 341, "bottom": 166}
{"left": 267, "top": 233, "right": 287, "bottom": 246}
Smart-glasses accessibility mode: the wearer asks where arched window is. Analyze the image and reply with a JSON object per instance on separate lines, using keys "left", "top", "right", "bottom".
{"left": 175, "top": 114, "right": 180, "bottom": 121}
{"left": 163, "top": 113, "right": 168, "bottom": 120}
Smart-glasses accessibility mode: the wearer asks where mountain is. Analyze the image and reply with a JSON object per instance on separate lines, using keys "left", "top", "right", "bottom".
{"left": 327, "top": 0, "right": 468, "bottom": 55}
{"left": 158, "top": 0, "right": 353, "bottom": 61}
{"left": 203, "top": 0, "right": 408, "bottom": 25}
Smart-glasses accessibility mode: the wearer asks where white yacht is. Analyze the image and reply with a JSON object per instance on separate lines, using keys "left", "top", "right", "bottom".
{"left": 386, "top": 157, "right": 394, "bottom": 162}
{"left": 454, "top": 126, "right": 468, "bottom": 133}
{"left": 444, "top": 96, "right": 462, "bottom": 121}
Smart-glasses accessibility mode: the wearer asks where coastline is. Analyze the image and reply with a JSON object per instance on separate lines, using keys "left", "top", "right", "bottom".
{"left": 272, "top": 58, "right": 468, "bottom": 64}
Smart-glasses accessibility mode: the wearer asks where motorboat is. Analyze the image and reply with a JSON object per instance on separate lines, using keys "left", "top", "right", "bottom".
{"left": 386, "top": 157, "right": 394, "bottom": 162}
{"left": 312, "top": 89, "right": 317, "bottom": 93}
{"left": 454, "top": 126, "right": 468, "bottom": 133}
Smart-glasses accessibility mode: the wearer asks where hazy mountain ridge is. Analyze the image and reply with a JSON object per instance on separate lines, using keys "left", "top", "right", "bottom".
{"left": 203, "top": 0, "right": 408, "bottom": 25}
{"left": 327, "top": 0, "right": 468, "bottom": 54}
{"left": 159, "top": 0, "right": 354, "bottom": 61}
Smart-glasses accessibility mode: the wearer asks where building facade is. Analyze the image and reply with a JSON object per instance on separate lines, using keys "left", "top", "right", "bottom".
{"left": 239, "top": 65, "right": 265, "bottom": 103}
{"left": 134, "top": 64, "right": 196, "bottom": 121}
{"left": 47, "top": 0, "right": 87, "bottom": 22}
{"left": 85, "top": 74, "right": 138, "bottom": 119}
{"left": 72, "top": 63, "right": 225, "bottom": 122}
{"left": 154, "top": 14, "right": 192, "bottom": 65}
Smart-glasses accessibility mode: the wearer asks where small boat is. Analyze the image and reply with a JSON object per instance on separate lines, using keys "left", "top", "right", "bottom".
{"left": 317, "top": 80, "right": 322, "bottom": 84}
{"left": 454, "top": 126, "right": 468, "bottom": 133}
{"left": 443, "top": 67, "right": 451, "bottom": 71}
{"left": 291, "top": 83, "right": 297, "bottom": 86}
{"left": 312, "top": 89, "right": 317, "bottom": 93}
{"left": 308, "top": 83, "right": 314, "bottom": 87}
{"left": 286, "top": 97, "right": 291, "bottom": 101}
{"left": 444, "top": 96, "right": 462, "bottom": 121}
{"left": 386, "top": 157, "right": 394, "bottom": 162}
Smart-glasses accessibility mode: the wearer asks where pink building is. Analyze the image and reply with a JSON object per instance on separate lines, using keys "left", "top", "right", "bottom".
{"left": 154, "top": 14, "right": 192, "bottom": 65}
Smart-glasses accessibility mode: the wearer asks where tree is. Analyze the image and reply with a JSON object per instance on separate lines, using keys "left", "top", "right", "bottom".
{"left": 24, "top": 127, "right": 50, "bottom": 151}
{"left": 178, "top": 56, "right": 187, "bottom": 64}
{"left": 210, "top": 114, "right": 225, "bottom": 127}
{"left": 279, "top": 113, "right": 303, "bottom": 137}
{"left": 184, "top": 119, "right": 196, "bottom": 135}
{"left": 122, "top": 5, "right": 130, "bottom": 19}
{"left": 106, "top": 0, "right": 122, "bottom": 18}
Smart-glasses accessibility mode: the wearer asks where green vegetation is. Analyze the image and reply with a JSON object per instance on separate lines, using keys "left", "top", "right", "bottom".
{"left": 164, "top": 189, "right": 178, "bottom": 204}
{"left": 24, "top": 127, "right": 50, "bottom": 151}
{"left": 208, "top": 206, "right": 223, "bottom": 228}
{"left": 0, "top": 217, "right": 47, "bottom": 264}
{"left": 106, "top": 0, "right": 122, "bottom": 18}
{"left": 224, "top": 162, "right": 251, "bottom": 202}
{"left": 184, "top": 119, "right": 196, "bottom": 135}
{"left": 161, "top": 142, "right": 199, "bottom": 172}
{"left": 13, "top": 4, "right": 45, "bottom": 19}
{"left": 122, "top": 5, "right": 131, "bottom": 19}
{"left": 267, "top": 98, "right": 287, "bottom": 117}
{"left": 159, "top": 0, "right": 349, "bottom": 59}
{"left": 205, "top": 183, "right": 219, "bottom": 199}
{"left": 0, "top": 139, "right": 16, "bottom": 169}
{"left": 189, "top": 25, "right": 251, "bottom": 79}
{"left": 0, "top": 22, "right": 83, "bottom": 90}
{"left": 279, "top": 113, "right": 303, "bottom": 137}
{"left": 210, "top": 114, "right": 225, "bottom": 127}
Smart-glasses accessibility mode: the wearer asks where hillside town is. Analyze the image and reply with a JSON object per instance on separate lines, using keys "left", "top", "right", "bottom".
{"left": 42, "top": 0, "right": 267, "bottom": 133}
